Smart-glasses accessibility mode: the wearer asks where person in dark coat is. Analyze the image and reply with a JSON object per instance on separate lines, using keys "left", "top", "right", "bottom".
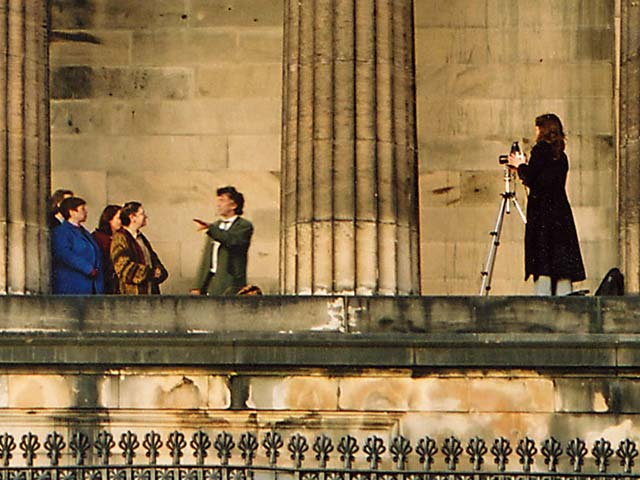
{"left": 192, "top": 186, "right": 253, "bottom": 295}
{"left": 92, "top": 205, "right": 122, "bottom": 294}
{"left": 508, "top": 113, "right": 585, "bottom": 295}
{"left": 48, "top": 189, "right": 73, "bottom": 229}
{"left": 51, "top": 197, "right": 104, "bottom": 294}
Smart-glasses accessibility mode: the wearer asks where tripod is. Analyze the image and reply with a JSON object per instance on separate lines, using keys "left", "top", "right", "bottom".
{"left": 479, "top": 166, "right": 526, "bottom": 295}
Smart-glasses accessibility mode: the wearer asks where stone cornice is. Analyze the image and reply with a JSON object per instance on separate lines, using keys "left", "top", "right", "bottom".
{"left": 0, "top": 329, "right": 638, "bottom": 370}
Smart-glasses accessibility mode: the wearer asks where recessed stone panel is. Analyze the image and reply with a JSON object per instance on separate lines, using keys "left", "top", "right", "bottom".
{"left": 468, "top": 377, "right": 555, "bottom": 413}
{"left": 339, "top": 378, "right": 414, "bottom": 412}
{"left": 7, "top": 375, "right": 74, "bottom": 409}
{"left": 116, "top": 375, "right": 209, "bottom": 409}
{"left": 246, "top": 376, "right": 339, "bottom": 410}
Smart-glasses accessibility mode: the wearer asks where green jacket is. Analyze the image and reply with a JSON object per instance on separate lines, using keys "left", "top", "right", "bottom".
{"left": 195, "top": 216, "right": 253, "bottom": 295}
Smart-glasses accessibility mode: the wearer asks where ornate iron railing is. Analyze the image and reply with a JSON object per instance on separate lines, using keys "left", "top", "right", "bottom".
{"left": 0, "top": 430, "right": 637, "bottom": 477}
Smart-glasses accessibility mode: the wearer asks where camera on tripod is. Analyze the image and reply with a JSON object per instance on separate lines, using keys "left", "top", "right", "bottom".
{"left": 498, "top": 141, "right": 521, "bottom": 165}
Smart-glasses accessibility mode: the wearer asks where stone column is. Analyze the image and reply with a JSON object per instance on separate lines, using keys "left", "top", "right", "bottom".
{"left": 619, "top": 0, "right": 640, "bottom": 294}
{"left": 0, "top": 0, "right": 50, "bottom": 294}
{"left": 280, "top": 0, "right": 420, "bottom": 295}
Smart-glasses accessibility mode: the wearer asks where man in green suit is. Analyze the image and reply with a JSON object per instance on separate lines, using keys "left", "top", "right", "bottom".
{"left": 192, "top": 186, "right": 254, "bottom": 295}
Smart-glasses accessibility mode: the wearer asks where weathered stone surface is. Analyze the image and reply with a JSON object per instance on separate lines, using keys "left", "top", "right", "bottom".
{"left": 51, "top": 0, "right": 190, "bottom": 30}
{"left": 46, "top": 0, "right": 621, "bottom": 296}
{"left": 110, "top": 375, "right": 210, "bottom": 409}
{"left": 49, "top": 0, "right": 284, "bottom": 294}
{"left": 53, "top": 135, "right": 228, "bottom": 173}
{"left": 237, "top": 30, "right": 283, "bottom": 63}
{"left": 555, "top": 377, "right": 613, "bottom": 413}
{"left": 246, "top": 376, "right": 339, "bottom": 410}
{"left": 227, "top": 135, "right": 280, "bottom": 171}
{"left": 197, "top": 65, "right": 281, "bottom": 99}
{"left": 192, "top": 0, "right": 284, "bottom": 27}
{"left": 104, "top": 100, "right": 280, "bottom": 136}
{"left": 468, "top": 377, "right": 555, "bottom": 412}
{"left": 50, "top": 101, "right": 109, "bottom": 135}
{"left": 51, "top": 67, "right": 192, "bottom": 100}
{"left": 50, "top": 31, "right": 132, "bottom": 67}
{"left": 51, "top": 171, "right": 108, "bottom": 226}
{"left": 131, "top": 31, "right": 239, "bottom": 65}
{"left": 7, "top": 375, "right": 73, "bottom": 408}
{"left": 416, "top": 0, "right": 616, "bottom": 295}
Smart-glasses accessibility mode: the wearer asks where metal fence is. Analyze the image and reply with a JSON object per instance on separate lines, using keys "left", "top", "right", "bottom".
{"left": 0, "top": 430, "right": 637, "bottom": 478}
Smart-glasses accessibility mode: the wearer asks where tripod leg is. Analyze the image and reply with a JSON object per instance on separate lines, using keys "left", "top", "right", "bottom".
{"left": 480, "top": 196, "right": 509, "bottom": 295}
{"left": 511, "top": 197, "right": 527, "bottom": 224}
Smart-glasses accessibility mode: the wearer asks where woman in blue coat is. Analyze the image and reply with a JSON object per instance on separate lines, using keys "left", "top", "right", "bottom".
{"left": 52, "top": 197, "right": 104, "bottom": 294}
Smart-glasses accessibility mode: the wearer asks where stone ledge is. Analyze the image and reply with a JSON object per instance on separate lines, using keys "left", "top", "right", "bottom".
{"left": 0, "top": 295, "right": 639, "bottom": 334}
{"left": 0, "top": 330, "right": 638, "bottom": 369}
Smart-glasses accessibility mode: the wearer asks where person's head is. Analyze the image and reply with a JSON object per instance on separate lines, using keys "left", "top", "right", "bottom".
{"left": 216, "top": 186, "right": 244, "bottom": 218}
{"left": 535, "top": 113, "right": 565, "bottom": 158}
{"left": 49, "top": 189, "right": 74, "bottom": 215}
{"left": 120, "top": 201, "right": 147, "bottom": 230}
{"left": 59, "top": 197, "right": 88, "bottom": 224}
{"left": 97, "top": 205, "right": 122, "bottom": 235}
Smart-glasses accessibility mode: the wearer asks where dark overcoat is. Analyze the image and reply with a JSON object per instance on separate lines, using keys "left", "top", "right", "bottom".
{"left": 517, "top": 141, "right": 586, "bottom": 282}
{"left": 195, "top": 217, "right": 253, "bottom": 295}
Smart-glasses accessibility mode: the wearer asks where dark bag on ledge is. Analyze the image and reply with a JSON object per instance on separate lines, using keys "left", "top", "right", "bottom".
{"left": 594, "top": 267, "right": 624, "bottom": 296}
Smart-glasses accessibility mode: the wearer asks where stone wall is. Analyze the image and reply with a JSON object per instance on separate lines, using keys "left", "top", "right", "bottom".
{"left": 0, "top": 296, "right": 638, "bottom": 466}
{"left": 49, "top": 1, "right": 618, "bottom": 295}
{"left": 2, "top": 368, "right": 640, "bottom": 469}
{"left": 49, "top": 0, "right": 283, "bottom": 293}
{"left": 416, "top": 0, "right": 617, "bottom": 294}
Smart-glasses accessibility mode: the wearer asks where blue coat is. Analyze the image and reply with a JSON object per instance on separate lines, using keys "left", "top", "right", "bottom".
{"left": 52, "top": 221, "right": 104, "bottom": 294}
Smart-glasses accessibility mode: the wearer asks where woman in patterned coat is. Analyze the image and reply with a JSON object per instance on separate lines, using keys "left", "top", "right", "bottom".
{"left": 111, "top": 201, "right": 168, "bottom": 295}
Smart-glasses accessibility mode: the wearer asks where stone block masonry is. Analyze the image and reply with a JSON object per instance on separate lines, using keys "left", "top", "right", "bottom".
{"left": 49, "top": 0, "right": 283, "bottom": 294}
{"left": 416, "top": 0, "right": 617, "bottom": 295}
{"left": 47, "top": 1, "right": 630, "bottom": 295}
{"left": 0, "top": 296, "right": 639, "bottom": 466}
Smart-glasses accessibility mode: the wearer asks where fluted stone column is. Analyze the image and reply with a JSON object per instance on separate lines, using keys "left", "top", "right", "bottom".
{"left": 280, "top": 0, "right": 420, "bottom": 295}
{"left": 0, "top": 0, "right": 50, "bottom": 294}
{"left": 620, "top": 0, "right": 640, "bottom": 294}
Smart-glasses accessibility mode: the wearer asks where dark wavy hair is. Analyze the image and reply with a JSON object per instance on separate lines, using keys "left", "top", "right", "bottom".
{"left": 535, "top": 113, "right": 565, "bottom": 159}
{"left": 49, "top": 189, "right": 73, "bottom": 214}
{"left": 216, "top": 186, "right": 244, "bottom": 215}
{"left": 120, "top": 201, "right": 142, "bottom": 227}
{"left": 96, "top": 205, "right": 121, "bottom": 234}
{"left": 59, "top": 197, "right": 86, "bottom": 220}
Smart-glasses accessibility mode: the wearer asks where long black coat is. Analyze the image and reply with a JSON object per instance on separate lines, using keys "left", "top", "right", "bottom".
{"left": 517, "top": 141, "right": 586, "bottom": 282}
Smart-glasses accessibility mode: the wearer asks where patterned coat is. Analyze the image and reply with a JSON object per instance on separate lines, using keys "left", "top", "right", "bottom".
{"left": 111, "top": 229, "right": 168, "bottom": 294}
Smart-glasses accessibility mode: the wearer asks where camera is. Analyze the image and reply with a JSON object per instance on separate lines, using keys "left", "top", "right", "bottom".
{"left": 498, "top": 141, "right": 521, "bottom": 164}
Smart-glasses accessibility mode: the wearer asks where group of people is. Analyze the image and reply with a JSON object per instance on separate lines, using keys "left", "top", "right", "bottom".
{"left": 49, "top": 186, "right": 253, "bottom": 296}
{"left": 49, "top": 113, "right": 585, "bottom": 297}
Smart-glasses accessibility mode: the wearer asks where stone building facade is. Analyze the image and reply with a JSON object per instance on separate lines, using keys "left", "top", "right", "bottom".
{"left": 0, "top": 1, "right": 640, "bottom": 470}
{"left": 3, "top": 0, "right": 639, "bottom": 294}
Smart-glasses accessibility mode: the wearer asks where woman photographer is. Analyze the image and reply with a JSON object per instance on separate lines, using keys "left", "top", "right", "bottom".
{"left": 508, "top": 113, "right": 585, "bottom": 295}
